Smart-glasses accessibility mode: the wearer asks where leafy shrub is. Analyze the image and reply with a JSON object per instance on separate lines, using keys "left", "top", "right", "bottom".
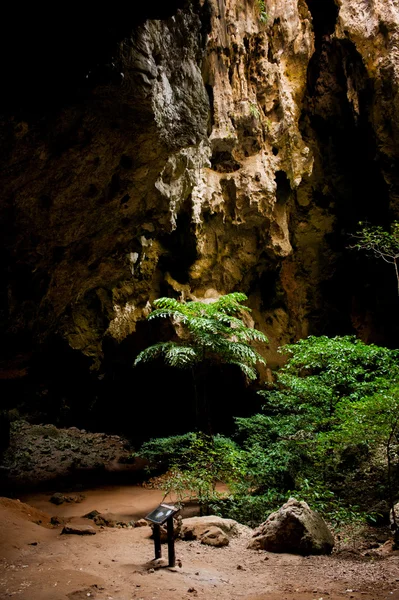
{"left": 136, "top": 432, "right": 196, "bottom": 470}
{"left": 136, "top": 432, "right": 245, "bottom": 515}
{"left": 233, "top": 336, "right": 399, "bottom": 512}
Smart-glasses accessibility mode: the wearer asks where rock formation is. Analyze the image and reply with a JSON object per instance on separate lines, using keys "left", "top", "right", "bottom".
{"left": 0, "top": 0, "right": 398, "bottom": 429}
{"left": 248, "top": 497, "right": 334, "bottom": 554}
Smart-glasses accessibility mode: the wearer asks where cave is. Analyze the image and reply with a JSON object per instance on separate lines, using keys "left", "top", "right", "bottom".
{"left": 0, "top": 2, "right": 398, "bottom": 594}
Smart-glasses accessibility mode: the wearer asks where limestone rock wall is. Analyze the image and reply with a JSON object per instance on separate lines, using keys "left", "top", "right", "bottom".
{"left": 1, "top": 0, "right": 399, "bottom": 391}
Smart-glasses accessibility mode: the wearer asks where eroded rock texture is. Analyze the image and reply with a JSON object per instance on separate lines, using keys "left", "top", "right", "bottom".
{"left": 0, "top": 0, "right": 398, "bottom": 432}
{"left": 248, "top": 497, "right": 334, "bottom": 554}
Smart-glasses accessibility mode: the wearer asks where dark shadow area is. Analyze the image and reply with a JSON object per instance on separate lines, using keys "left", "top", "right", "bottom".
{"left": 275, "top": 171, "right": 291, "bottom": 205}
{"left": 304, "top": 0, "right": 338, "bottom": 43}
{"left": 0, "top": 1, "right": 189, "bottom": 116}
{"left": 97, "top": 319, "right": 262, "bottom": 444}
{"left": 158, "top": 198, "right": 198, "bottom": 284}
{"left": 0, "top": 336, "right": 98, "bottom": 429}
{"left": 299, "top": 24, "right": 397, "bottom": 344}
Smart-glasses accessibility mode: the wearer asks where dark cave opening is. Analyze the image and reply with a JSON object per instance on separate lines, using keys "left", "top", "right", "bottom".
{"left": 304, "top": 0, "right": 339, "bottom": 43}
{"left": 275, "top": 171, "right": 291, "bottom": 205}
{"left": 205, "top": 84, "right": 215, "bottom": 136}
{"left": 211, "top": 151, "right": 242, "bottom": 173}
{"left": 97, "top": 320, "right": 261, "bottom": 444}
{"left": 300, "top": 32, "right": 397, "bottom": 344}
{"left": 158, "top": 200, "right": 198, "bottom": 284}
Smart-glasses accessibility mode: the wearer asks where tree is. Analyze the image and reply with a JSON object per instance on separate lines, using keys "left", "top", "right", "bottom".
{"left": 319, "top": 386, "right": 399, "bottom": 531}
{"left": 350, "top": 221, "right": 399, "bottom": 295}
{"left": 234, "top": 336, "right": 399, "bottom": 502}
{"left": 134, "top": 292, "right": 268, "bottom": 431}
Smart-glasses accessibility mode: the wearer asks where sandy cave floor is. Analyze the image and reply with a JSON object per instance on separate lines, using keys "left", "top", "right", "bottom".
{"left": 1, "top": 487, "right": 399, "bottom": 600}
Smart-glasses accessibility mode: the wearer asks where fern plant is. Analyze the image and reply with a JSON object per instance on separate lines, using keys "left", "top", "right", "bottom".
{"left": 134, "top": 292, "right": 268, "bottom": 431}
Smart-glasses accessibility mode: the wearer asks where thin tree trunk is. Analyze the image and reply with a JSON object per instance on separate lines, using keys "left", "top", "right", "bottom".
{"left": 387, "top": 415, "right": 399, "bottom": 532}
{"left": 191, "top": 367, "right": 199, "bottom": 429}
{"left": 394, "top": 258, "right": 399, "bottom": 297}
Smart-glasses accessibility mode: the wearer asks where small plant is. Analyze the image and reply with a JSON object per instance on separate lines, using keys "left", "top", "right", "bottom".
{"left": 257, "top": 0, "right": 268, "bottom": 24}
{"left": 350, "top": 221, "right": 399, "bottom": 295}
{"left": 249, "top": 102, "right": 261, "bottom": 120}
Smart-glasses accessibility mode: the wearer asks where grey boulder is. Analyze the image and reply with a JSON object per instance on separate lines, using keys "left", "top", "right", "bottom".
{"left": 248, "top": 497, "right": 334, "bottom": 555}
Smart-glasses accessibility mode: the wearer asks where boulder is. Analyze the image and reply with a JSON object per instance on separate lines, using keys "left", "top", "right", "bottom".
{"left": 93, "top": 513, "right": 116, "bottom": 527}
{"left": 61, "top": 524, "right": 96, "bottom": 535}
{"left": 200, "top": 526, "right": 229, "bottom": 547}
{"left": 50, "top": 492, "right": 85, "bottom": 505}
{"left": 83, "top": 510, "right": 100, "bottom": 520}
{"left": 50, "top": 493, "right": 66, "bottom": 505}
{"left": 181, "top": 516, "right": 240, "bottom": 541}
{"left": 248, "top": 498, "right": 334, "bottom": 555}
{"left": 390, "top": 502, "right": 399, "bottom": 526}
{"left": 135, "top": 519, "right": 149, "bottom": 528}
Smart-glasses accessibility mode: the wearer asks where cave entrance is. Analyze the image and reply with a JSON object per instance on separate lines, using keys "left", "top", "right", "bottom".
{"left": 100, "top": 319, "right": 261, "bottom": 444}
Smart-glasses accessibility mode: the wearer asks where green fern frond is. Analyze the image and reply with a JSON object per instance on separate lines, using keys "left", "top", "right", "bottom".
{"left": 209, "top": 293, "right": 250, "bottom": 316}
{"left": 134, "top": 342, "right": 174, "bottom": 366}
{"left": 153, "top": 297, "right": 183, "bottom": 311}
{"left": 134, "top": 293, "right": 267, "bottom": 383}
{"left": 164, "top": 345, "right": 199, "bottom": 368}
{"left": 239, "top": 328, "right": 269, "bottom": 343}
{"left": 229, "top": 361, "right": 258, "bottom": 380}
{"left": 186, "top": 316, "right": 232, "bottom": 337}
{"left": 148, "top": 309, "right": 189, "bottom": 323}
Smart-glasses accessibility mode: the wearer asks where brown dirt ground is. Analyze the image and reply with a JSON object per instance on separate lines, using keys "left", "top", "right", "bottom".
{"left": 1, "top": 489, "right": 399, "bottom": 600}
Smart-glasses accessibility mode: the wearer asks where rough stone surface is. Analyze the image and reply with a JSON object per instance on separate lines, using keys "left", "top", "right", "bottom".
{"left": 248, "top": 497, "right": 334, "bottom": 555}
{"left": 181, "top": 515, "right": 240, "bottom": 540}
{"left": 135, "top": 518, "right": 149, "bottom": 528}
{"left": 61, "top": 524, "right": 97, "bottom": 535}
{"left": 1, "top": 421, "right": 133, "bottom": 488}
{"left": 200, "top": 525, "right": 230, "bottom": 547}
{"left": 1, "top": 0, "right": 399, "bottom": 394}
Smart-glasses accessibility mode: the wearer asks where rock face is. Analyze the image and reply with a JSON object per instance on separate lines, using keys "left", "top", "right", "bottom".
{"left": 1, "top": 421, "right": 132, "bottom": 488}
{"left": 1, "top": 1, "right": 399, "bottom": 426}
{"left": 248, "top": 498, "right": 334, "bottom": 555}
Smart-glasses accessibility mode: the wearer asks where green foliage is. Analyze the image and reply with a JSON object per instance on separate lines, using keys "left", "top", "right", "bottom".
{"left": 321, "top": 385, "right": 399, "bottom": 450}
{"left": 256, "top": 0, "right": 268, "bottom": 23}
{"left": 210, "top": 489, "right": 285, "bottom": 528}
{"left": 269, "top": 334, "right": 399, "bottom": 417}
{"left": 350, "top": 221, "right": 399, "bottom": 295}
{"left": 136, "top": 432, "right": 196, "bottom": 469}
{"left": 318, "top": 385, "right": 399, "bottom": 525}
{"left": 136, "top": 336, "right": 399, "bottom": 528}
{"left": 232, "top": 336, "right": 399, "bottom": 517}
{"left": 134, "top": 293, "right": 268, "bottom": 381}
{"left": 137, "top": 433, "right": 245, "bottom": 515}
{"left": 249, "top": 103, "right": 260, "bottom": 120}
